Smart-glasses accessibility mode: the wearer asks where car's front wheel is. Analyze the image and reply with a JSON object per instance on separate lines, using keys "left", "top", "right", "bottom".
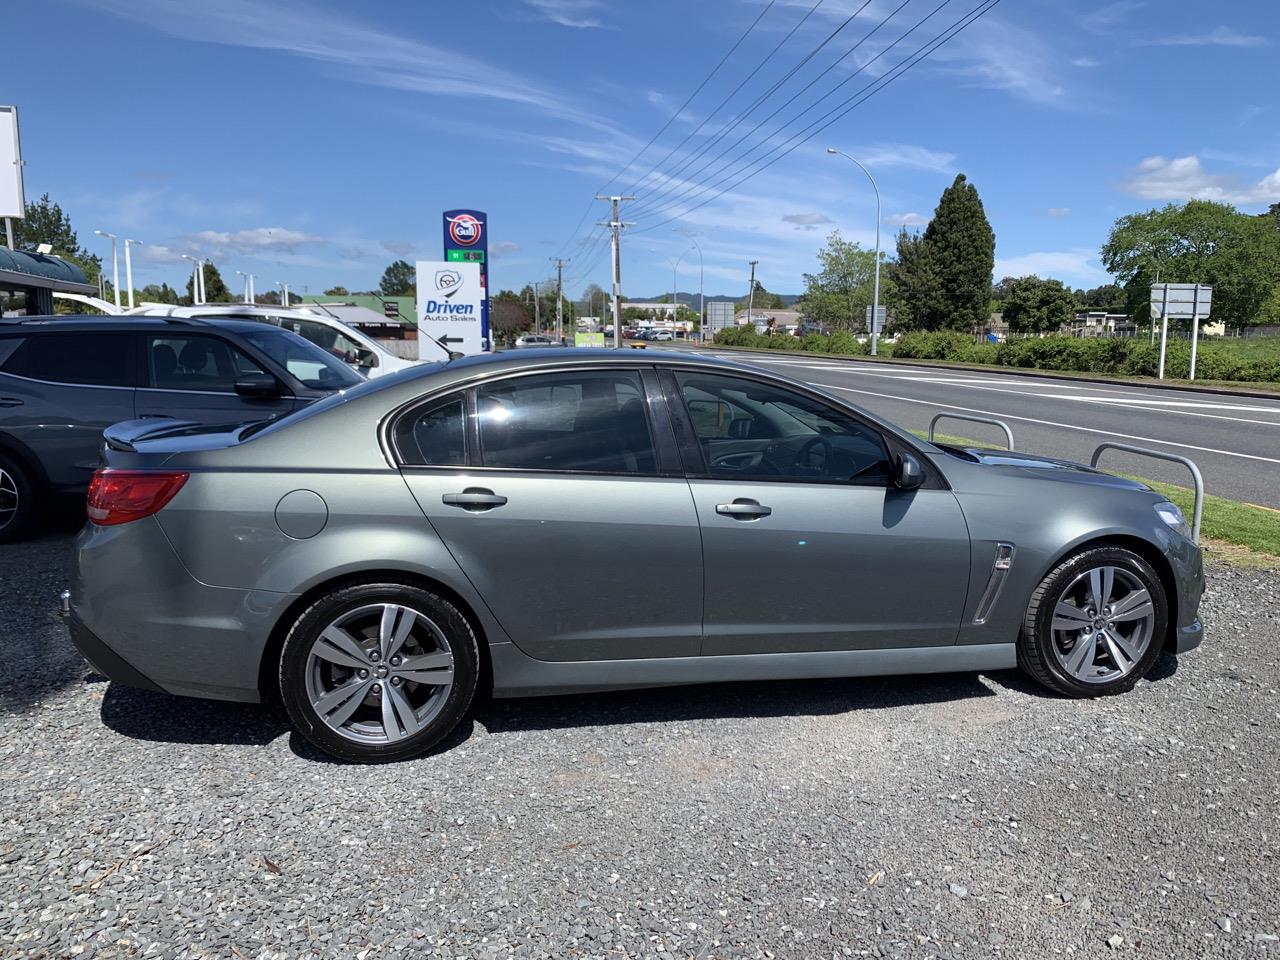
{"left": 1019, "top": 546, "right": 1168, "bottom": 697}
{"left": 279, "top": 582, "right": 479, "bottom": 762}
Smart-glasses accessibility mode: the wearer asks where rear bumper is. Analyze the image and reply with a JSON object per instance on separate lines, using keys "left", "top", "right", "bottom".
{"left": 71, "top": 518, "right": 294, "bottom": 703}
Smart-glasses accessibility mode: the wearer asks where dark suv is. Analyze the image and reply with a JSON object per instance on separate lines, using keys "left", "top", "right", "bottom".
{"left": 0, "top": 315, "right": 364, "bottom": 542}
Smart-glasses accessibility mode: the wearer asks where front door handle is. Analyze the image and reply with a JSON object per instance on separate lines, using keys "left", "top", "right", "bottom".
{"left": 0, "top": 397, "right": 23, "bottom": 408}
{"left": 441, "top": 487, "right": 508, "bottom": 512}
{"left": 716, "top": 498, "right": 772, "bottom": 520}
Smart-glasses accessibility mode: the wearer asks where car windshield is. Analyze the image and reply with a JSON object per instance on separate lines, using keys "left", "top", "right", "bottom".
{"left": 239, "top": 328, "right": 364, "bottom": 390}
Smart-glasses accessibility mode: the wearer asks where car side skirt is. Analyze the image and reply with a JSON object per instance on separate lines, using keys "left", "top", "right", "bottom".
{"left": 489, "top": 641, "right": 1017, "bottom": 698}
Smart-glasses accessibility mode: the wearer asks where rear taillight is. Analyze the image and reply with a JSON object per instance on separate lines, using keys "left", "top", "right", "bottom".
{"left": 86, "top": 469, "right": 189, "bottom": 526}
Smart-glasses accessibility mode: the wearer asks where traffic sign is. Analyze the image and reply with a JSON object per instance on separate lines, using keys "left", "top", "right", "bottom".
{"left": 864, "top": 304, "right": 886, "bottom": 333}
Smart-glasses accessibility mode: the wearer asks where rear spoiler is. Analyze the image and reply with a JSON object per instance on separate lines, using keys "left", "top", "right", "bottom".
{"left": 103, "top": 417, "right": 204, "bottom": 452}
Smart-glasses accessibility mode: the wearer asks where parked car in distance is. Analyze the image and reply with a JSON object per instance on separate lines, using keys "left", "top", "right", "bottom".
{"left": 650, "top": 329, "right": 675, "bottom": 341}
{"left": 67, "top": 349, "right": 1204, "bottom": 762}
{"left": 513, "top": 334, "right": 561, "bottom": 348}
{"left": 0, "top": 315, "right": 364, "bottom": 542}
{"left": 129, "top": 304, "right": 449, "bottom": 375}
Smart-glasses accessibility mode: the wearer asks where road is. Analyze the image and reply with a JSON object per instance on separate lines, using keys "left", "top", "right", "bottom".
{"left": 674, "top": 347, "right": 1280, "bottom": 509}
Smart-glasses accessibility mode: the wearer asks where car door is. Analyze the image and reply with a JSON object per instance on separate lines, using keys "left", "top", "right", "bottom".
{"left": 0, "top": 330, "right": 136, "bottom": 491}
{"left": 394, "top": 367, "right": 704, "bottom": 662}
{"left": 135, "top": 332, "right": 297, "bottom": 423}
{"left": 665, "top": 368, "right": 971, "bottom": 656}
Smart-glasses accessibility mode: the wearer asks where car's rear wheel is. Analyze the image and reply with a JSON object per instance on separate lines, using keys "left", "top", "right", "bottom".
{"left": 1019, "top": 546, "right": 1167, "bottom": 697}
{"left": 0, "top": 451, "right": 38, "bottom": 544}
{"left": 279, "top": 582, "right": 479, "bottom": 762}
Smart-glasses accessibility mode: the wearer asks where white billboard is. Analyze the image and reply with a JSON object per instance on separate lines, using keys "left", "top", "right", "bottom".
{"left": 0, "top": 106, "right": 24, "bottom": 219}
{"left": 416, "top": 260, "right": 485, "bottom": 356}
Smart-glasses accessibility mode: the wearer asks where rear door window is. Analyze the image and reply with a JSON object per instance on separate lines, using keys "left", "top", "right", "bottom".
{"left": 145, "top": 334, "right": 267, "bottom": 393}
{"left": 2, "top": 332, "right": 133, "bottom": 386}
{"left": 394, "top": 395, "right": 468, "bottom": 466}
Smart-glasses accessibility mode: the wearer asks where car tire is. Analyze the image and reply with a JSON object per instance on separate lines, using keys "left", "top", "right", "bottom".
{"left": 0, "top": 451, "right": 38, "bottom": 545}
{"left": 1018, "top": 545, "right": 1168, "bottom": 698}
{"left": 279, "top": 581, "right": 479, "bottom": 763}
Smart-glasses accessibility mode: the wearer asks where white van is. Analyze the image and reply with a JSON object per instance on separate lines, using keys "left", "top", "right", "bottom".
{"left": 127, "top": 304, "right": 450, "bottom": 377}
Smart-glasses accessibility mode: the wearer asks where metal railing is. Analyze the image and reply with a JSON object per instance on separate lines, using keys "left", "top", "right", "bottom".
{"left": 928, "top": 413, "right": 1015, "bottom": 451}
{"left": 1090, "top": 442, "right": 1204, "bottom": 544}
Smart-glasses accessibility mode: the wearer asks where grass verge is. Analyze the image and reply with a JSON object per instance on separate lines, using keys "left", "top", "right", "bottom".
{"left": 912, "top": 431, "right": 1280, "bottom": 566}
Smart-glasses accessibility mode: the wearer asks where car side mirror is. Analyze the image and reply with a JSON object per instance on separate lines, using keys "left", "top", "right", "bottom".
{"left": 893, "top": 452, "right": 925, "bottom": 490}
{"left": 356, "top": 348, "right": 378, "bottom": 368}
{"left": 234, "top": 373, "right": 284, "bottom": 399}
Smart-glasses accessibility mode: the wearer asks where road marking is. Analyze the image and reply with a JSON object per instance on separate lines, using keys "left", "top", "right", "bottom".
{"left": 1046, "top": 396, "right": 1280, "bottom": 413}
{"left": 825, "top": 384, "right": 1280, "bottom": 466}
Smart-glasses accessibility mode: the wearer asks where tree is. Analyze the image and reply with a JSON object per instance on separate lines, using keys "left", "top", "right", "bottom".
{"left": 138, "top": 282, "right": 179, "bottom": 304}
{"left": 736, "top": 280, "right": 785, "bottom": 312}
{"left": 1074, "top": 283, "right": 1124, "bottom": 310}
{"left": 491, "top": 299, "right": 531, "bottom": 339}
{"left": 184, "top": 261, "right": 234, "bottom": 304}
{"left": 579, "top": 282, "right": 607, "bottom": 316}
{"left": 919, "top": 174, "right": 995, "bottom": 332}
{"left": 795, "top": 231, "right": 884, "bottom": 331}
{"left": 1101, "top": 200, "right": 1280, "bottom": 330}
{"left": 324, "top": 285, "right": 350, "bottom": 297}
{"left": 1001, "top": 276, "right": 1077, "bottom": 335}
{"left": 885, "top": 227, "right": 939, "bottom": 331}
{"left": 10, "top": 193, "right": 102, "bottom": 283}
{"left": 379, "top": 260, "right": 416, "bottom": 296}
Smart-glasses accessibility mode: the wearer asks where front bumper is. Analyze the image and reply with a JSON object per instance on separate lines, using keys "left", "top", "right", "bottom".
{"left": 1173, "top": 618, "right": 1203, "bottom": 655}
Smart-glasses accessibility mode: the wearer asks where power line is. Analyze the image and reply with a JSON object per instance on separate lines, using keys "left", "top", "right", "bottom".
{"left": 550, "top": 0, "right": 779, "bottom": 264}
{"left": 630, "top": 0, "right": 1002, "bottom": 236}
{"left": 620, "top": 0, "right": 828, "bottom": 200}
{"left": 629, "top": 0, "right": 916, "bottom": 220}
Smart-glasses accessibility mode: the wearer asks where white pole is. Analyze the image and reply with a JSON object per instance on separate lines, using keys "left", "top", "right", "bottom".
{"left": 1157, "top": 283, "right": 1170, "bottom": 380}
{"left": 123, "top": 239, "right": 141, "bottom": 310}
{"left": 827, "top": 149, "right": 882, "bottom": 354}
{"left": 283, "top": 282, "right": 289, "bottom": 307}
{"left": 96, "top": 231, "right": 120, "bottom": 309}
{"left": 198, "top": 260, "right": 207, "bottom": 304}
{"left": 1188, "top": 284, "right": 1201, "bottom": 381}
{"left": 4, "top": 218, "right": 13, "bottom": 251}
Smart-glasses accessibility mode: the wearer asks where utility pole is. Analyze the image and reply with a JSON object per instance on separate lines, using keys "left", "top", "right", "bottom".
{"left": 746, "top": 260, "right": 758, "bottom": 332}
{"left": 533, "top": 281, "right": 542, "bottom": 334}
{"left": 550, "top": 257, "right": 569, "bottom": 344}
{"left": 596, "top": 195, "right": 635, "bottom": 348}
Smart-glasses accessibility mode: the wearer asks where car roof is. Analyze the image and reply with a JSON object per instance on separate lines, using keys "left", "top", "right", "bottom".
{"left": 0, "top": 314, "right": 288, "bottom": 334}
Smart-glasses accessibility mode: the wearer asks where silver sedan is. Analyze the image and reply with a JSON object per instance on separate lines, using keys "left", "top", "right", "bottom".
{"left": 69, "top": 350, "right": 1204, "bottom": 762}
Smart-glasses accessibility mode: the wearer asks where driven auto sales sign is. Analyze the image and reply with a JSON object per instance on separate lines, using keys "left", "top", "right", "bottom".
{"left": 416, "top": 260, "right": 484, "bottom": 356}
{"left": 443, "top": 209, "right": 490, "bottom": 348}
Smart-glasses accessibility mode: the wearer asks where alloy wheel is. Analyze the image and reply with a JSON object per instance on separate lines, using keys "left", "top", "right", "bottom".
{"left": 304, "top": 603, "right": 455, "bottom": 745}
{"left": 1049, "top": 565, "right": 1156, "bottom": 684}
{"left": 0, "top": 467, "right": 18, "bottom": 531}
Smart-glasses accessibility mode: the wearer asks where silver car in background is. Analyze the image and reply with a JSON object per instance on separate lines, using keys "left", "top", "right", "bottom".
{"left": 69, "top": 350, "right": 1204, "bottom": 762}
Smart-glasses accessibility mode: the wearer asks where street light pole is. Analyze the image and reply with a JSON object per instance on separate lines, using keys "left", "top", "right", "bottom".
{"left": 278, "top": 282, "right": 290, "bottom": 307}
{"left": 95, "top": 230, "right": 120, "bottom": 310}
{"left": 236, "top": 271, "right": 250, "bottom": 303}
{"left": 198, "top": 259, "right": 208, "bottom": 305}
{"left": 180, "top": 254, "right": 200, "bottom": 306}
{"left": 123, "top": 239, "right": 142, "bottom": 310}
{"left": 827, "top": 148, "right": 882, "bottom": 356}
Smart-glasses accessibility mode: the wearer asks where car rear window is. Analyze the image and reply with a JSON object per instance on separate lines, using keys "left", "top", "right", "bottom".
{"left": 0, "top": 337, "right": 24, "bottom": 367}
{"left": 2, "top": 332, "right": 132, "bottom": 386}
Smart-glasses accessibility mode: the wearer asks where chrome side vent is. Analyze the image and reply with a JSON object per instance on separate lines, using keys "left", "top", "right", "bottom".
{"left": 973, "top": 543, "right": 1015, "bottom": 625}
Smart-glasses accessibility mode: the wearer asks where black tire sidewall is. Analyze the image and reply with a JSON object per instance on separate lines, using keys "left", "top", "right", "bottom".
{"left": 1028, "top": 547, "right": 1168, "bottom": 697}
{"left": 0, "top": 451, "right": 37, "bottom": 544}
{"left": 279, "top": 582, "right": 479, "bottom": 763}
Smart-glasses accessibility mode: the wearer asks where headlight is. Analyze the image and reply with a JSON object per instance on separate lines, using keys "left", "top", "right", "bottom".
{"left": 1155, "top": 501, "right": 1193, "bottom": 540}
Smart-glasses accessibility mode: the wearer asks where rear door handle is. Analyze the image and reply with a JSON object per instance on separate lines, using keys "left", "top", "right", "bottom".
{"left": 441, "top": 487, "right": 508, "bottom": 512}
{"left": 716, "top": 498, "right": 772, "bottom": 520}
{"left": 0, "top": 397, "right": 23, "bottom": 408}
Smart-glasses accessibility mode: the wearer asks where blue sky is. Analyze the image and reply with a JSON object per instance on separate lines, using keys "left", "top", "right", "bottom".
{"left": 7, "top": 0, "right": 1278, "bottom": 300}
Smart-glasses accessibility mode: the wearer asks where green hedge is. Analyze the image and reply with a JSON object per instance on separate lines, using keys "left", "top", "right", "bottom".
{"left": 713, "top": 327, "right": 867, "bottom": 356}
{"left": 892, "top": 332, "right": 1280, "bottom": 383}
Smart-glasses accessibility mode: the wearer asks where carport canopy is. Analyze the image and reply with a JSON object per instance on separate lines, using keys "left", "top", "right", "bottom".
{"left": 0, "top": 248, "right": 95, "bottom": 315}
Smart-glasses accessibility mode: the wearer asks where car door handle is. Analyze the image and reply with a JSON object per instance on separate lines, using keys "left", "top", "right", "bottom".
{"left": 0, "top": 397, "right": 23, "bottom": 408}
{"left": 441, "top": 488, "right": 508, "bottom": 511}
{"left": 716, "top": 498, "right": 772, "bottom": 520}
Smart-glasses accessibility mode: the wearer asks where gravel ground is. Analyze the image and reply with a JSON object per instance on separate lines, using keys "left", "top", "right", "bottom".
{"left": 2, "top": 530, "right": 1279, "bottom": 959}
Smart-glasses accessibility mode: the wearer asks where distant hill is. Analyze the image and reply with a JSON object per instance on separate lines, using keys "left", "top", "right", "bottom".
{"left": 636, "top": 292, "right": 801, "bottom": 307}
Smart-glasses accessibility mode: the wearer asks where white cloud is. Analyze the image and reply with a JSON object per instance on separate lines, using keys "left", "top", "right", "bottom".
{"left": 932, "top": 17, "right": 1067, "bottom": 105}
{"left": 995, "top": 249, "right": 1107, "bottom": 286}
{"left": 1119, "top": 156, "right": 1280, "bottom": 206}
{"left": 1142, "top": 26, "right": 1269, "bottom": 48}
{"left": 184, "top": 227, "right": 327, "bottom": 255}
{"left": 524, "top": 0, "right": 606, "bottom": 28}
{"left": 781, "top": 213, "right": 833, "bottom": 231}
{"left": 1082, "top": 1, "right": 1144, "bottom": 34}
{"left": 1045, "top": 207, "right": 1072, "bottom": 219}
{"left": 137, "top": 243, "right": 189, "bottom": 264}
{"left": 846, "top": 142, "right": 957, "bottom": 173}
{"left": 1071, "top": 57, "right": 1101, "bottom": 68}
{"left": 492, "top": 241, "right": 521, "bottom": 256}
{"left": 82, "top": 0, "right": 621, "bottom": 136}
{"left": 885, "top": 212, "right": 929, "bottom": 227}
